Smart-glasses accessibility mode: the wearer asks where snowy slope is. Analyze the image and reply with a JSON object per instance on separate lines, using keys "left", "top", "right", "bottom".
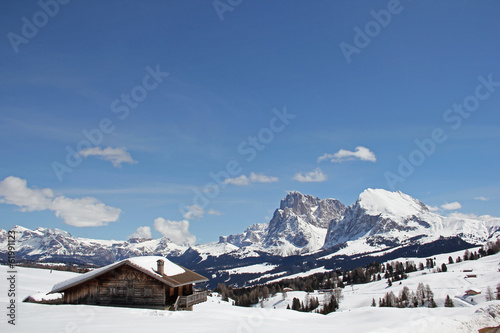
{"left": 2, "top": 251, "right": 500, "bottom": 332}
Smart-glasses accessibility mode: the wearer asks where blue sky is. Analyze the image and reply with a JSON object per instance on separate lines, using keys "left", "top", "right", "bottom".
{"left": 0, "top": 0, "right": 499, "bottom": 244}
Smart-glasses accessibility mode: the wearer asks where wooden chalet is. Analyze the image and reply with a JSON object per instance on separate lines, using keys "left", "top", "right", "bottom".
{"left": 464, "top": 288, "right": 481, "bottom": 296}
{"left": 49, "top": 256, "right": 208, "bottom": 310}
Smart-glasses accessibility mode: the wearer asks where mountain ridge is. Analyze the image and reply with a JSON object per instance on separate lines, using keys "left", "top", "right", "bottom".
{"left": 1, "top": 188, "right": 499, "bottom": 287}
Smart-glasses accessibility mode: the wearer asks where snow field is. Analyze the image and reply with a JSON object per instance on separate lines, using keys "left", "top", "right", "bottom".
{"left": 1, "top": 251, "right": 499, "bottom": 332}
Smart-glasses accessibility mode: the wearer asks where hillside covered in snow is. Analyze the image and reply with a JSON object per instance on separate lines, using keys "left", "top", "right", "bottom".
{"left": 2, "top": 249, "right": 499, "bottom": 332}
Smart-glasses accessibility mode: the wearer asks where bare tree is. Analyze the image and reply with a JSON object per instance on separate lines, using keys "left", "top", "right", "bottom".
{"left": 333, "top": 287, "right": 344, "bottom": 304}
{"left": 485, "top": 286, "right": 494, "bottom": 302}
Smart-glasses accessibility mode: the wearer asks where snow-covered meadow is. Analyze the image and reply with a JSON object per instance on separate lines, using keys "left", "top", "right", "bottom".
{"left": 1, "top": 250, "right": 500, "bottom": 332}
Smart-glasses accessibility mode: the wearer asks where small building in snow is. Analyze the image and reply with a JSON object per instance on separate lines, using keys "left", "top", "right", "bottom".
{"left": 465, "top": 274, "right": 477, "bottom": 278}
{"left": 49, "top": 256, "right": 208, "bottom": 310}
{"left": 464, "top": 288, "right": 481, "bottom": 296}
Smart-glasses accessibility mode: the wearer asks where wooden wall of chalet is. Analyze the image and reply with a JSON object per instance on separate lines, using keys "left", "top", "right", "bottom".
{"left": 62, "top": 264, "right": 190, "bottom": 307}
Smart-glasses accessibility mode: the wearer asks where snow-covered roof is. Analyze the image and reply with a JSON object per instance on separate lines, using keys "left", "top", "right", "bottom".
{"left": 127, "top": 256, "right": 185, "bottom": 276}
{"left": 25, "top": 292, "right": 63, "bottom": 302}
{"left": 465, "top": 288, "right": 482, "bottom": 293}
{"left": 50, "top": 256, "right": 207, "bottom": 293}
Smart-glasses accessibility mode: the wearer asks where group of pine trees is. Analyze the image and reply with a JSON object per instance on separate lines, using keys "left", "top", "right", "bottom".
{"left": 288, "top": 295, "right": 320, "bottom": 312}
{"left": 287, "top": 289, "right": 342, "bottom": 315}
{"left": 375, "top": 283, "right": 441, "bottom": 308}
{"left": 216, "top": 269, "right": 346, "bottom": 308}
{"left": 16, "top": 261, "right": 93, "bottom": 273}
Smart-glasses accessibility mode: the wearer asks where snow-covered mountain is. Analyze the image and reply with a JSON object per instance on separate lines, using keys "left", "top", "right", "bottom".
{"left": 323, "top": 189, "right": 500, "bottom": 252}
{"left": 220, "top": 191, "right": 346, "bottom": 255}
{"left": 0, "top": 225, "right": 189, "bottom": 266}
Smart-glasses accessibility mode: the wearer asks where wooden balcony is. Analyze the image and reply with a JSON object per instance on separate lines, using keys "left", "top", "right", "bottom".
{"left": 171, "top": 291, "right": 207, "bottom": 311}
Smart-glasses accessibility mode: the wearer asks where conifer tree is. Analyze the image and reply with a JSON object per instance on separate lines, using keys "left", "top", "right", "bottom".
{"left": 292, "top": 297, "right": 301, "bottom": 311}
{"left": 444, "top": 295, "right": 454, "bottom": 307}
{"left": 428, "top": 298, "right": 437, "bottom": 308}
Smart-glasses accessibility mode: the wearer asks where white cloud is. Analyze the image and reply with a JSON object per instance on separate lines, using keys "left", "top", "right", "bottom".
{"left": 79, "top": 146, "right": 137, "bottom": 167}
{"left": 128, "top": 226, "right": 152, "bottom": 240}
{"left": 208, "top": 209, "right": 223, "bottom": 216}
{"left": 292, "top": 168, "right": 328, "bottom": 183}
{"left": 223, "top": 172, "right": 279, "bottom": 186}
{"left": 474, "top": 196, "right": 489, "bottom": 201}
{"left": 426, "top": 205, "right": 440, "bottom": 212}
{"left": 50, "top": 196, "right": 121, "bottom": 227}
{"left": 441, "top": 201, "right": 462, "bottom": 211}
{"left": 0, "top": 176, "right": 121, "bottom": 227}
{"left": 154, "top": 217, "right": 196, "bottom": 245}
{"left": 223, "top": 175, "right": 250, "bottom": 186}
{"left": 0, "top": 176, "right": 53, "bottom": 211}
{"left": 183, "top": 204, "right": 205, "bottom": 220}
{"left": 318, "top": 146, "right": 376, "bottom": 163}
{"left": 249, "top": 172, "right": 279, "bottom": 183}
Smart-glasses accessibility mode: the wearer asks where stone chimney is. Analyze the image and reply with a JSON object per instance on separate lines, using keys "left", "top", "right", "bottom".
{"left": 157, "top": 259, "right": 164, "bottom": 275}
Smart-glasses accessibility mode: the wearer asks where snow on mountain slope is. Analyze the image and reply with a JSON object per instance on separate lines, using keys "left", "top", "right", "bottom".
{"left": 358, "top": 189, "right": 429, "bottom": 219}
{"left": 222, "top": 263, "right": 278, "bottom": 275}
{"left": 323, "top": 188, "right": 500, "bottom": 250}
{"left": 4, "top": 251, "right": 500, "bottom": 333}
{"left": 0, "top": 225, "right": 189, "bottom": 265}
{"left": 261, "top": 249, "right": 500, "bottom": 311}
{"left": 218, "top": 223, "right": 268, "bottom": 248}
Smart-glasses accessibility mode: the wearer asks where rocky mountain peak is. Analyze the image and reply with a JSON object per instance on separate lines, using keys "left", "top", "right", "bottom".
{"left": 278, "top": 191, "right": 346, "bottom": 227}
{"left": 280, "top": 191, "right": 318, "bottom": 212}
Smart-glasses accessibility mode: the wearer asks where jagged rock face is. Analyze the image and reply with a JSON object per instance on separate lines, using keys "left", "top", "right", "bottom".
{"left": 277, "top": 191, "right": 346, "bottom": 228}
{"left": 262, "top": 192, "right": 346, "bottom": 251}
{"left": 219, "top": 192, "right": 346, "bottom": 254}
{"left": 324, "top": 204, "right": 381, "bottom": 246}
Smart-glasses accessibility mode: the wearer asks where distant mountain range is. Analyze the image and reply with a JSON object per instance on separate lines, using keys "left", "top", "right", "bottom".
{"left": 1, "top": 189, "right": 499, "bottom": 287}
